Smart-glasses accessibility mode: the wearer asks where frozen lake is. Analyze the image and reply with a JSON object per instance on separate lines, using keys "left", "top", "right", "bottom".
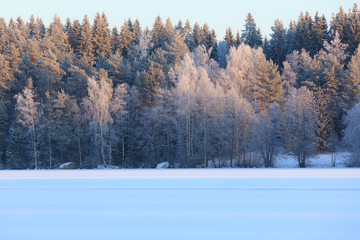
{"left": 1, "top": 169, "right": 360, "bottom": 240}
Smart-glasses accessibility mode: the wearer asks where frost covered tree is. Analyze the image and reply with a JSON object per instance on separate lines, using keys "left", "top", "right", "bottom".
{"left": 268, "top": 19, "right": 287, "bottom": 68}
{"left": 35, "top": 50, "right": 65, "bottom": 101}
{"left": 224, "top": 27, "right": 235, "bottom": 47}
{"left": 48, "top": 15, "right": 70, "bottom": 60}
{"left": 284, "top": 87, "right": 319, "bottom": 168}
{"left": 79, "top": 15, "right": 94, "bottom": 66}
{"left": 255, "top": 103, "right": 283, "bottom": 167}
{"left": 83, "top": 76, "right": 113, "bottom": 166}
{"left": 15, "top": 78, "right": 42, "bottom": 169}
{"left": 119, "top": 19, "right": 135, "bottom": 57}
{"left": 82, "top": 73, "right": 126, "bottom": 167}
{"left": 241, "top": 13, "right": 263, "bottom": 48}
{"left": 346, "top": 46, "right": 360, "bottom": 108}
{"left": 222, "top": 44, "right": 262, "bottom": 101}
{"left": 92, "top": 12, "right": 111, "bottom": 58}
{"left": 344, "top": 101, "right": 360, "bottom": 166}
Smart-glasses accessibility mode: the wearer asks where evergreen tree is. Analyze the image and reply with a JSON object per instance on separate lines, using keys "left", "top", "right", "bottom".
{"left": 295, "top": 12, "right": 313, "bottom": 52}
{"left": 0, "top": 18, "right": 7, "bottom": 53}
{"left": 241, "top": 13, "right": 263, "bottom": 48}
{"left": 79, "top": 15, "right": 94, "bottom": 65}
{"left": 35, "top": 50, "right": 65, "bottom": 100}
{"left": 268, "top": 19, "right": 287, "bottom": 68}
{"left": 0, "top": 54, "right": 13, "bottom": 92}
{"left": 64, "top": 65, "right": 89, "bottom": 99}
{"left": 111, "top": 26, "right": 121, "bottom": 54}
{"left": 192, "top": 22, "right": 203, "bottom": 49}
{"left": 285, "top": 20, "right": 297, "bottom": 54}
{"left": 311, "top": 12, "right": 328, "bottom": 55}
{"left": 348, "top": 3, "right": 360, "bottom": 54}
{"left": 166, "top": 30, "right": 188, "bottom": 66}
{"left": 254, "top": 55, "right": 283, "bottom": 112}
{"left": 119, "top": 19, "right": 135, "bottom": 57}
{"left": 68, "top": 19, "right": 81, "bottom": 56}
{"left": 92, "top": 12, "right": 111, "bottom": 58}
{"left": 152, "top": 16, "right": 165, "bottom": 49}
{"left": 330, "top": 6, "right": 349, "bottom": 44}
{"left": 48, "top": 15, "right": 71, "bottom": 59}
{"left": 224, "top": 27, "right": 235, "bottom": 47}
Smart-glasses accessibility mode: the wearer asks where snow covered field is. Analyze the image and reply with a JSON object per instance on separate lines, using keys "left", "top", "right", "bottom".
{"left": 1, "top": 169, "right": 360, "bottom": 240}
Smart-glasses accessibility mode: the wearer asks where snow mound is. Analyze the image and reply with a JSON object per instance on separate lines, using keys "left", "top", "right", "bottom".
{"left": 58, "top": 162, "right": 76, "bottom": 169}
{"left": 156, "top": 161, "right": 170, "bottom": 168}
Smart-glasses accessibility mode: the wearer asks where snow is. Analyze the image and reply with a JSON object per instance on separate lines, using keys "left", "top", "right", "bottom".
{"left": 1, "top": 169, "right": 360, "bottom": 240}
{"left": 274, "top": 152, "right": 350, "bottom": 168}
{"left": 156, "top": 161, "right": 170, "bottom": 168}
{"left": 58, "top": 162, "right": 75, "bottom": 169}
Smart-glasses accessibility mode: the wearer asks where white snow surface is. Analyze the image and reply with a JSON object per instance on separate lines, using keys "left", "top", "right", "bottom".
{"left": 1, "top": 169, "right": 360, "bottom": 240}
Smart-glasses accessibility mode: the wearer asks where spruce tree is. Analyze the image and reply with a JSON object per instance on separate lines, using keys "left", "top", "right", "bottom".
{"left": 224, "top": 27, "right": 235, "bottom": 47}
{"left": 311, "top": 12, "right": 328, "bottom": 55}
{"left": 35, "top": 50, "right": 65, "bottom": 101}
{"left": 295, "top": 12, "right": 313, "bottom": 52}
{"left": 348, "top": 3, "right": 360, "bottom": 55}
{"left": 79, "top": 15, "right": 94, "bottom": 65}
{"left": 268, "top": 19, "right": 287, "bottom": 68}
{"left": 111, "top": 26, "right": 121, "bottom": 54}
{"left": 241, "top": 13, "right": 263, "bottom": 48}
{"left": 48, "top": 15, "right": 71, "bottom": 60}
{"left": 152, "top": 16, "right": 165, "bottom": 49}
{"left": 0, "top": 18, "right": 7, "bottom": 53}
{"left": 92, "top": 12, "right": 111, "bottom": 58}
{"left": 119, "top": 20, "right": 135, "bottom": 57}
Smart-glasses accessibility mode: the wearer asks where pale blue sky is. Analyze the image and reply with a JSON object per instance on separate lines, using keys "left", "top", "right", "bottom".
{"left": 0, "top": 0, "right": 357, "bottom": 39}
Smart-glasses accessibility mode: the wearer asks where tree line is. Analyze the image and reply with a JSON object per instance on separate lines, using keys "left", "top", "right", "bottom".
{"left": 0, "top": 3, "right": 360, "bottom": 169}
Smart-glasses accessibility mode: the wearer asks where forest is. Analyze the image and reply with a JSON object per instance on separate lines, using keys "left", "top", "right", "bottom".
{"left": 0, "top": 3, "right": 360, "bottom": 169}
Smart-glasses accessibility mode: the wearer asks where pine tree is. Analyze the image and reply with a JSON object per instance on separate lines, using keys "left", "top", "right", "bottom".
{"left": 166, "top": 30, "right": 188, "bottom": 66}
{"left": 348, "top": 3, "right": 360, "bottom": 54}
{"left": 192, "top": 22, "right": 203, "bottom": 49}
{"left": 0, "top": 18, "right": 7, "bottom": 53}
{"left": 235, "top": 31, "right": 241, "bottom": 47}
{"left": 268, "top": 19, "right": 287, "bottom": 68}
{"left": 92, "top": 12, "right": 111, "bottom": 58}
{"left": 241, "top": 13, "right": 263, "bottom": 48}
{"left": 35, "top": 50, "right": 65, "bottom": 100}
{"left": 0, "top": 54, "right": 13, "bottom": 91}
{"left": 68, "top": 19, "right": 81, "bottom": 56}
{"left": 79, "top": 15, "right": 94, "bottom": 65}
{"left": 311, "top": 12, "right": 328, "bottom": 55}
{"left": 152, "top": 16, "right": 165, "bottom": 49}
{"left": 224, "top": 27, "right": 235, "bottom": 47}
{"left": 111, "top": 26, "right": 121, "bottom": 54}
{"left": 119, "top": 19, "right": 135, "bottom": 57}
{"left": 48, "top": 15, "right": 70, "bottom": 60}
{"left": 164, "top": 17, "right": 174, "bottom": 43}
{"left": 285, "top": 20, "right": 297, "bottom": 54}
{"left": 254, "top": 55, "right": 283, "bottom": 112}
{"left": 330, "top": 6, "right": 349, "bottom": 43}
{"left": 64, "top": 65, "right": 89, "bottom": 99}
{"left": 295, "top": 12, "right": 313, "bottom": 52}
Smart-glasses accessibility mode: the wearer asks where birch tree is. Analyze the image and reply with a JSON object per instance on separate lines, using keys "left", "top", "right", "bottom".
{"left": 15, "top": 78, "right": 42, "bottom": 169}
